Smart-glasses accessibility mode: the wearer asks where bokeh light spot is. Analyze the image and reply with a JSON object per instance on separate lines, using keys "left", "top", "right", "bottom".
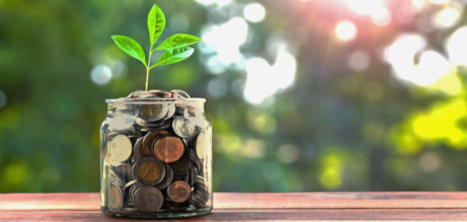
{"left": 432, "top": 8, "right": 460, "bottom": 29}
{"left": 335, "top": 21, "right": 357, "bottom": 42}
{"left": 371, "top": 7, "right": 392, "bottom": 26}
{"left": 445, "top": 26, "right": 467, "bottom": 66}
{"left": 347, "top": 50, "right": 371, "bottom": 72}
{"left": 419, "top": 151, "right": 441, "bottom": 173}
{"left": 91, "top": 65, "right": 112, "bottom": 85}
{"left": 4, "top": 162, "right": 28, "bottom": 185}
{"left": 242, "top": 139, "right": 266, "bottom": 158}
{"left": 243, "top": 3, "right": 266, "bottom": 23}
{"left": 429, "top": 0, "right": 449, "bottom": 4}
{"left": 277, "top": 144, "right": 299, "bottom": 164}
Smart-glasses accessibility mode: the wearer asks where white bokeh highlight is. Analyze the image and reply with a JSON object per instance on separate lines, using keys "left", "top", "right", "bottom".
{"left": 243, "top": 3, "right": 266, "bottom": 23}
{"left": 91, "top": 65, "right": 112, "bottom": 85}
{"left": 385, "top": 34, "right": 450, "bottom": 86}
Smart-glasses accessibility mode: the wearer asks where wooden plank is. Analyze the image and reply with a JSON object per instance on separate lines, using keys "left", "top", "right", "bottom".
{"left": 2, "top": 192, "right": 467, "bottom": 211}
{"left": 2, "top": 193, "right": 467, "bottom": 221}
{"left": 214, "top": 192, "right": 467, "bottom": 209}
{"left": 1, "top": 209, "right": 467, "bottom": 221}
{"left": 0, "top": 193, "right": 99, "bottom": 211}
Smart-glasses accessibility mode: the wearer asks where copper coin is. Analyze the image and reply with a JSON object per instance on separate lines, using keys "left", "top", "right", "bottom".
{"left": 133, "top": 186, "right": 164, "bottom": 212}
{"left": 155, "top": 163, "right": 173, "bottom": 190}
{"left": 142, "top": 131, "right": 158, "bottom": 156}
{"left": 169, "top": 155, "right": 191, "bottom": 175}
{"left": 109, "top": 183, "right": 123, "bottom": 211}
{"left": 134, "top": 138, "right": 148, "bottom": 159}
{"left": 154, "top": 136, "right": 185, "bottom": 163}
{"left": 167, "top": 181, "right": 191, "bottom": 203}
{"left": 132, "top": 157, "right": 165, "bottom": 185}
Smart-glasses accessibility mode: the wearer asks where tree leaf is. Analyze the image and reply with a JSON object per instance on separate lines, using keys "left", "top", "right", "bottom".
{"left": 155, "top": 34, "right": 201, "bottom": 51}
{"left": 111, "top": 35, "right": 147, "bottom": 66}
{"left": 147, "top": 4, "right": 166, "bottom": 48}
{"left": 151, "top": 47, "right": 194, "bottom": 68}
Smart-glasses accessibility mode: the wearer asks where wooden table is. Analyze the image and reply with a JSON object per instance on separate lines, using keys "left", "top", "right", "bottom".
{"left": 1, "top": 192, "right": 467, "bottom": 221}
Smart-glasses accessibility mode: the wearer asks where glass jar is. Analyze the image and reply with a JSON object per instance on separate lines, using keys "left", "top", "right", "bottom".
{"left": 100, "top": 96, "right": 212, "bottom": 218}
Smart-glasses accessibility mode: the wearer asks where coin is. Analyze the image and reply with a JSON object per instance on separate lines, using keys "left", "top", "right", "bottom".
{"left": 127, "top": 90, "right": 144, "bottom": 98}
{"left": 195, "top": 131, "right": 209, "bottom": 160}
{"left": 129, "top": 183, "right": 145, "bottom": 204}
{"left": 163, "top": 103, "right": 176, "bottom": 120}
{"left": 139, "top": 104, "right": 167, "bottom": 122}
{"left": 173, "top": 172, "right": 189, "bottom": 183}
{"left": 108, "top": 135, "right": 133, "bottom": 164}
{"left": 146, "top": 90, "right": 173, "bottom": 98}
{"left": 135, "top": 117, "right": 166, "bottom": 128}
{"left": 134, "top": 138, "right": 147, "bottom": 159}
{"left": 171, "top": 90, "right": 191, "bottom": 98}
{"left": 155, "top": 163, "right": 174, "bottom": 190}
{"left": 114, "top": 163, "right": 134, "bottom": 181}
{"left": 154, "top": 136, "right": 185, "bottom": 163}
{"left": 167, "top": 181, "right": 191, "bottom": 203}
{"left": 172, "top": 116, "right": 196, "bottom": 138}
{"left": 189, "top": 166, "right": 198, "bottom": 186}
{"left": 142, "top": 131, "right": 158, "bottom": 156}
{"left": 133, "top": 186, "right": 164, "bottom": 212}
{"left": 132, "top": 157, "right": 165, "bottom": 185}
{"left": 109, "top": 183, "right": 124, "bottom": 211}
{"left": 169, "top": 155, "right": 191, "bottom": 175}
{"left": 185, "top": 148, "right": 202, "bottom": 172}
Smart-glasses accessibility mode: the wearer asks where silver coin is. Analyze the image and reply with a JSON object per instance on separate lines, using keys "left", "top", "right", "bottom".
{"left": 171, "top": 90, "right": 191, "bottom": 98}
{"left": 155, "top": 163, "right": 173, "bottom": 190}
{"left": 172, "top": 116, "right": 196, "bottom": 138}
{"left": 189, "top": 166, "right": 198, "bottom": 186}
{"left": 127, "top": 90, "right": 145, "bottom": 98}
{"left": 134, "top": 117, "right": 166, "bottom": 128}
{"left": 163, "top": 103, "right": 176, "bottom": 120}
{"left": 108, "top": 135, "right": 133, "bottom": 164}
{"left": 133, "top": 186, "right": 164, "bottom": 212}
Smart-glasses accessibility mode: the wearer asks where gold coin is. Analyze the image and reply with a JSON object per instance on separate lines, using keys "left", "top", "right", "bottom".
{"left": 140, "top": 104, "right": 164, "bottom": 119}
{"left": 109, "top": 184, "right": 123, "bottom": 210}
{"left": 137, "top": 161, "right": 160, "bottom": 182}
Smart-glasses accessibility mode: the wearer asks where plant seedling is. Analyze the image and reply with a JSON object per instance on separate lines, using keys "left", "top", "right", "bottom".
{"left": 111, "top": 4, "right": 201, "bottom": 91}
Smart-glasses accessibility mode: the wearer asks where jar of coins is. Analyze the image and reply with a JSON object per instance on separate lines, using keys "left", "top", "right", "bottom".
{"left": 100, "top": 90, "right": 212, "bottom": 218}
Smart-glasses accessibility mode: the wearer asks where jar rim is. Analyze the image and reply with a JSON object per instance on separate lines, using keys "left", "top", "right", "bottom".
{"left": 105, "top": 97, "right": 206, "bottom": 104}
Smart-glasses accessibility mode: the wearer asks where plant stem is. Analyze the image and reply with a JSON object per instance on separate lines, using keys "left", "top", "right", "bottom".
{"left": 145, "top": 47, "right": 154, "bottom": 91}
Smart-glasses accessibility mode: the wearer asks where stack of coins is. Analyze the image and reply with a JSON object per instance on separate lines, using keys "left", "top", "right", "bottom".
{"left": 105, "top": 90, "right": 210, "bottom": 213}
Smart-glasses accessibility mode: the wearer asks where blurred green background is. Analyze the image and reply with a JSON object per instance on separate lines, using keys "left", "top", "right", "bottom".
{"left": 1, "top": 0, "right": 467, "bottom": 192}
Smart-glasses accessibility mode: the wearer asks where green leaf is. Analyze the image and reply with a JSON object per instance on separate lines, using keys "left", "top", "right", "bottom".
{"left": 111, "top": 35, "right": 147, "bottom": 66}
{"left": 147, "top": 4, "right": 166, "bottom": 48}
{"left": 151, "top": 47, "right": 194, "bottom": 68}
{"left": 155, "top": 34, "right": 201, "bottom": 51}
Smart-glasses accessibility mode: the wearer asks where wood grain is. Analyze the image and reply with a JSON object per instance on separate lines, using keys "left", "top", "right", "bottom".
{"left": 1, "top": 192, "right": 467, "bottom": 221}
